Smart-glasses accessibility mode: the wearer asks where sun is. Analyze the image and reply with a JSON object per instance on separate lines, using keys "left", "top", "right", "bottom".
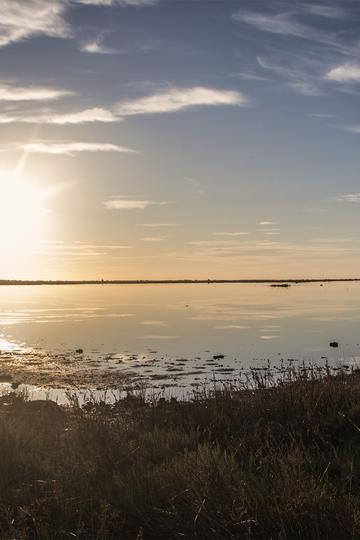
{"left": 0, "top": 170, "right": 48, "bottom": 254}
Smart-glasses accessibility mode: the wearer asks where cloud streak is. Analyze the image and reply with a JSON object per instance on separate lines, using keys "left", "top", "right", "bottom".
{"left": 257, "top": 55, "right": 323, "bottom": 96}
{"left": 326, "top": 64, "right": 360, "bottom": 83}
{"left": 259, "top": 221, "right": 279, "bottom": 226}
{"left": 235, "top": 3, "right": 360, "bottom": 99}
{"left": 0, "top": 86, "right": 247, "bottom": 124}
{"left": 0, "top": 1, "right": 70, "bottom": 48}
{"left": 19, "top": 141, "right": 136, "bottom": 155}
{"left": 0, "top": 108, "right": 119, "bottom": 125}
{"left": 75, "top": 0, "right": 157, "bottom": 5}
{"left": 141, "top": 236, "right": 166, "bottom": 242}
{"left": 344, "top": 125, "right": 360, "bottom": 134}
{"left": 0, "top": 83, "right": 73, "bottom": 101}
{"left": 104, "top": 197, "right": 168, "bottom": 210}
{"left": 80, "top": 34, "right": 116, "bottom": 54}
{"left": 0, "top": 0, "right": 158, "bottom": 49}
{"left": 141, "top": 223, "right": 177, "bottom": 227}
{"left": 213, "top": 232, "right": 248, "bottom": 237}
{"left": 116, "top": 86, "right": 248, "bottom": 116}
{"left": 335, "top": 194, "right": 360, "bottom": 203}
{"left": 234, "top": 5, "right": 349, "bottom": 53}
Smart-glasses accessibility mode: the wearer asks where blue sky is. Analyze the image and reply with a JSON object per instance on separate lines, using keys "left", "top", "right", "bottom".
{"left": 1, "top": 0, "right": 360, "bottom": 279}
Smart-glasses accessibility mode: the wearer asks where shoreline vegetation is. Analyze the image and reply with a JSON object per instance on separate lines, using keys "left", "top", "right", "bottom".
{"left": 0, "top": 278, "right": 360, "bottom": 286}
{"left": 1, "top": 369, "right": 360, "bottom": 539}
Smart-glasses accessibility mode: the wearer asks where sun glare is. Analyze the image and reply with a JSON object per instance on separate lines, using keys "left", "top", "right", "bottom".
{"left": 0, "top": 171, "right": 48, "bottom": 254}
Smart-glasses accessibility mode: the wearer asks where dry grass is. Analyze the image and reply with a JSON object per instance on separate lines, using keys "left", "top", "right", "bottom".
{"left": 0, "top": 369, "right": 360, "bottom": 539}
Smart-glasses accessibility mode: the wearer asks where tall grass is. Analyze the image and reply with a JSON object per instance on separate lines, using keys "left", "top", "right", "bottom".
{"left": 0, "top": 369, "right": 360, "bottom": 539}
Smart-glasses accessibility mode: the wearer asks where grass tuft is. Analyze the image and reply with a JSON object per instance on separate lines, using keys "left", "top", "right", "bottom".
{"left": 0, "top": 370, "right": 360, "bottom": 538}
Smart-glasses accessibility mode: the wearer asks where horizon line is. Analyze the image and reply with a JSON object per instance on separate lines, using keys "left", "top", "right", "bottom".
{"left": 1, "top": 278, "right": 360, "bottom": 286}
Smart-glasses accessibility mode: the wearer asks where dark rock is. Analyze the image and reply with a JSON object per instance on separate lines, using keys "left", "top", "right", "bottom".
{"left": 330, "top": 342, "right": 339, "bottom": 348}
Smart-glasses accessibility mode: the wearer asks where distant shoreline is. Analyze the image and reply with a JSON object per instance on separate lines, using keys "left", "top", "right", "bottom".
{"left": 0, "top": 278, "right": 360, "bottom": 286}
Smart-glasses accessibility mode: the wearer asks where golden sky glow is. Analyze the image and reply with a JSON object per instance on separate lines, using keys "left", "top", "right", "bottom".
{"left": 1, "top": 1, "right": 360, "bottom": 280}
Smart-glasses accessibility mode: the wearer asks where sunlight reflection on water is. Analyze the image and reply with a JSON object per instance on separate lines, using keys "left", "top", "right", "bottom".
{"left": 0, "top": 282, "right": 360, "bottom": 394}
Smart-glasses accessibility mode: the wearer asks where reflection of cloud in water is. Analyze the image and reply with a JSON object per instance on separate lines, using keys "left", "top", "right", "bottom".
{"left": 0, "top": 318, "right": 22, "bottom": 326}
{"left": 260, "top": 326, "right": 281, "bottom": 334}
{"left": 262, "top": 325, "right": 281, "bottom": 329}
{"left": 214, "top": 325, "right": 249, "bottom": 329}
{"left": 0, "top": 308, "right": 134, "bottom": 325}
{"left": 141, "top": 321, "right": 168, "bottom": 326}
{"left": 141, "top": 335, "right": 178, "bottom": 340}
{"left": 185, "top": 291, "right": 360, "bottom": 325}
{"left": 192, "top": 314, "right": 282, "bottom": 321}
{"left": 308, "top": 316, "right": 354, "bottom": 322}
{"left": 2, "top": 283, "right": 360, "bottom": 384}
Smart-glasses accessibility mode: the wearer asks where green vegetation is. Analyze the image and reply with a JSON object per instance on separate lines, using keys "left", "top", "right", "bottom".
{"left": 1, "top": 370, "right": 360, "bottom": 539}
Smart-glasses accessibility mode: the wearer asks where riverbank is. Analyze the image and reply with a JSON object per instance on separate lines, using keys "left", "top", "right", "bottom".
{"left": 0, "top": 370, "right": 359, "bottom": 539}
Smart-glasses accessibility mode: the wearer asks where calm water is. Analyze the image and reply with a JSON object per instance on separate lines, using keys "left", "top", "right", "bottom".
{"left": 0, "top": 282, "right": 360, "bottom": 396}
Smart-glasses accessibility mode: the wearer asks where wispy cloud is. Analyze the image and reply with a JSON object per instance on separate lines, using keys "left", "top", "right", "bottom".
{"left": 257, "top": 55, "right": 323, "bottom": 96}
{"left": 213, "top": 232, "right": 248, "bottom": 237}
{"left": 234, "top": 11, "right": 309, "bottom": 39}
{"left": 234, "top": 5, "right": 348, "bottom": 52}
{"left": 0, "top": 0, "right": 158, "bottom": 49}
{"left": 0, "top": 1, "right": 70, "bottom": 48}
{"left": 326, "top": 64, "right": 360, "bottom": 83}
{"left": 76, "top": 0, "right": 157, "bottom": 5}
{"left": 104, "top": 197, "right": 168, "bottom": 210}
{"left": 19, "top": 141, "right": 136, "bottom": 155}
{"left": 180, "top": 236, "right": 360, "bottom": 265}
{"left": 302, "top": 206, "right": 327, "bottom": 213}
{"left": 80, "top": 34, "right": 116, "bottom": 54}
{"left": 308, "top": 113, "right": 337, "bottom": 119}
{"left": 235, "top": 72, "right": 271, "bottom": 82}
{"left": 0, "top": 83, "right": 73, "bottom": 101}
{"left": 141, "top": 223, "right": 177, "bottom": 227}
{"left": 0, "top": 107, "right": 119, "bottom": 125}
{"left": 344, "top": 125, "right": 360, "bottom": 134}
{"left": 40, "top": 240, "right": 133, "bottom": 257}
{"left": 141, "top": 236, "right": 166, "bottom": 242}
{"left": 335, "top": 194, "right": 360, "bottom": 203}
{"left": 258, "top": 220, "right": 280, "bottom": 236}
{"left": 259, "top": 221, "right": 279, "bottom": 226}
{"left": 309, "top": 237, "right": 356, "bottom": 243}
{"left": 235, "top": 3, "right": 360, "bottom": 99}
{"left": 36, "top": 108, "right": 118, "bottom": 124}
{"left": 306, "top": 4, "right": 345, "bottom": 19}
{"left": 115, "top": 86, "right": 248, "bottom": 116}
{"left": 0, "top": 87, "right": 247, "bottom": 124}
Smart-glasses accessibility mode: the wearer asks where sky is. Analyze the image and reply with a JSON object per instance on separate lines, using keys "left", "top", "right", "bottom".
{"left": 1, "top": 0, "right": 360, "bottom": 280}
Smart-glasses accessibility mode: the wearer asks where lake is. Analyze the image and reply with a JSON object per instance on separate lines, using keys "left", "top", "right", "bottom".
{"left": 0, "top": 282, "right": 359, "bottom": 399}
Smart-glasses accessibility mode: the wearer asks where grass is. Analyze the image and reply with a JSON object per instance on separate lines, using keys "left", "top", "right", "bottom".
{"left": 0, "top": 368, "right": 360, "bottom": 539}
